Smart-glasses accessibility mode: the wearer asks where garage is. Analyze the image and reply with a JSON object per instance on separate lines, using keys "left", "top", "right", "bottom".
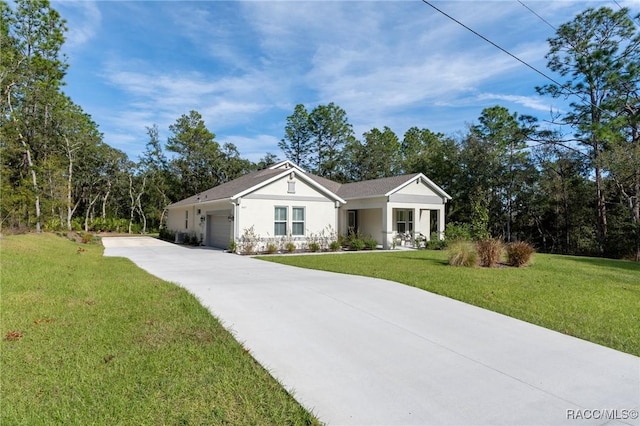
{"left": 206, "top": 210, "right": 232, "bottom": 249}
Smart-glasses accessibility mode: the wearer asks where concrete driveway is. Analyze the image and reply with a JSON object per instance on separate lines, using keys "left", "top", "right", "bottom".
{"left": 102, "top": 237, "right": 639, "bottom": 426}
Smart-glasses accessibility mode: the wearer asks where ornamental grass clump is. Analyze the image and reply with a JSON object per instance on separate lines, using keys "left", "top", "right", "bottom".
{"left": 506, "top": 241, "right": 535, "bottom": 267}
{"left": 448, "top": 241, "right": 479, "bottom": 267}
{"left": 477, "top": 238, "right": 504, "bottom": 268}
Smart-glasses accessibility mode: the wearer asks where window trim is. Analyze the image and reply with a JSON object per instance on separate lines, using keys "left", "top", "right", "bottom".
{"left": 274, "top": 206, "right": 287, "bottom": 236}
{"left": 292, "top": 206, "right": 305, "bottom": 236}
{"left": 396, "top": 209, "right": 413, "bottom": 233}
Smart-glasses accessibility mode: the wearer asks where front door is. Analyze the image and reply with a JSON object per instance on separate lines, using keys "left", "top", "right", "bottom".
{"left": 348, "top": 210, "right": 358, "bottom": 234}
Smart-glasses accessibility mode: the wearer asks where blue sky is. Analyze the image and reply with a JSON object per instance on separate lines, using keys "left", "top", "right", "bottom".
{"left": 52, "top": 1, "right": 639, "bottom": 163}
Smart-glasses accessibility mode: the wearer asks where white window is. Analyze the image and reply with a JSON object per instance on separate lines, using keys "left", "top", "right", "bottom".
{"left": 292, "top": 207, "right": 305, "bottom": 236}
{"left": 287, "top": 181, "right": 296, "bottom": 194}
{"left": 274, "top": 207, "right": 287, "bottom": 236}
{"left": 396, "top": 210, "right": 413, "bottom": 233}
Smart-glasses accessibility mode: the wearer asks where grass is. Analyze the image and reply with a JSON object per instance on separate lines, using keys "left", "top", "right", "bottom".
{"left": 259, "top": 250, "right": 640, "bottom": 357}
{"left": 0, "top": 234, "right": 319, "bottom": 425}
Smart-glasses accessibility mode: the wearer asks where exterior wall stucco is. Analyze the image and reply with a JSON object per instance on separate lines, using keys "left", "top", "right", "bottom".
{"left": 238, "top": 175, "right": 338, "bottom": 240}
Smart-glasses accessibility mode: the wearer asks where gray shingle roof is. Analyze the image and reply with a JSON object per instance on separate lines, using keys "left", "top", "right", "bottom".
{"left": 168, "top": 162, "right": 446, "bottom": 208}
{"left": 336, "top": 173, "right": 421, "bottom": 199}
{"left": 167, "top": 168, "right": 283, "bottom": 207}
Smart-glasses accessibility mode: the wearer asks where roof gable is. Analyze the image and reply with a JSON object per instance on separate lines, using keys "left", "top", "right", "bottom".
{"left": 337, "top": 173, "right": 451, "bottom": 200}
{"left": 167, "top": 166, "right": 345, "bottom": 208}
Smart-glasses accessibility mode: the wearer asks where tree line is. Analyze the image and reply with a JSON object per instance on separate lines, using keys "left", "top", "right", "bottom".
{"left": 1, "top": 1, "right": 638, "bottom": 259}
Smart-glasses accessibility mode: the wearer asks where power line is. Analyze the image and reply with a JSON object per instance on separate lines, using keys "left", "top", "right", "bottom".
{"left": 419, "top": 0, "right": 607, "bottom": 115}
{"left": 420, "top": 0, "right": 565, "bottom": 89}
{"left": 518, "top": 1, "right": 555, "bottom": 31}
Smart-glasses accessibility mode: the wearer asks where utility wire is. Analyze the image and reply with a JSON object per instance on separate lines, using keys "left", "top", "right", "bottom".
{"left": 518, "top": 1, "right": 555, "bottom": 31}
{"left": 420, "top": 0, "right": 606, "bottom": 114}
{"left": 420, "top": 1, "right": 565, "bottom": 89}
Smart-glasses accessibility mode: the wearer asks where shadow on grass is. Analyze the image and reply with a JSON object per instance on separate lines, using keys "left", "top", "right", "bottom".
{"left": 562, "top": 255, "right": 640, "bottom": 274}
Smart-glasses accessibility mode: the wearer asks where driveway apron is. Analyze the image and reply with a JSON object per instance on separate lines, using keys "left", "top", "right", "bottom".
{"left": 102, "top": 237, "right": 639, "bottom": 426}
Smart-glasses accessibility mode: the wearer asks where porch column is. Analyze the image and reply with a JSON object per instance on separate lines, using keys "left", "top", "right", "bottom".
{"left": 413, "top": 207, "right": 420, "bottom": 237}
{"left": 438, "top": 207, "right": 445, "bottom": 240}
{"left": 382, "top": 205, "right": 393, "bottom": 249}
{"left": 422, "top": 209, "right": 431, "bottom": 241}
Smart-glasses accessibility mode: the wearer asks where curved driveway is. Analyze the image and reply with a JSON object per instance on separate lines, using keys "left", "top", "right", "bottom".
{"left": 103, "top": 237, "right": 639, "bottom": 426}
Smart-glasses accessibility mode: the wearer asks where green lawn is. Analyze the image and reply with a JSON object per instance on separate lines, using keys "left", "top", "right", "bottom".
{"left": 0, "top": 234, "right": 319, "bottom": 425}
{"left": 260, "top": 250, "right": 640, "bottom": 357}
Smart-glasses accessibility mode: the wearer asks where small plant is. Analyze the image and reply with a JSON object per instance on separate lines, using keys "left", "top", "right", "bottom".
{"left": 506, "top": 241, "right": 535, "bottom": 267}
{"left": 309, "top": 242, "right": 320, "bottom": 252}
{"left": 425, "top": 232, "right": 447, "bottom": 250}
{"left": 285, "top": 241, "right": 296, "bottom": 253}
{"left": 239, "top": 226, "right": 260, "bottom": 254}
{"left": 477, "top": 238, "right": 504, "bottom": 267}
{"left": 349, "top": 238, "right": 365, "bottom": 251}
{"left": 266, "top": 243, "right": 278, "bottom": 254}
{"left": 81, "top": 232, "right": 94, "bottom": 244}
{"left": 228, "top": 239, "right": 237, "bottom": 253}
{"left": 448, "top": 241, "right": 478, "bottom": 267}
{"left": 364, "top": 237, "right": 378, "bottom": 250}
{"left": 337, "top": 233, "right": 349, "bottom": 248}
{"left": 329, "top": 240, "right": 341, "bottom": 251}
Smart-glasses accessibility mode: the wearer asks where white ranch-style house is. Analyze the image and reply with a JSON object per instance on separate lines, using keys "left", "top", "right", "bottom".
{"left": 166, "top": 161, "right": 451, "bottom": 250}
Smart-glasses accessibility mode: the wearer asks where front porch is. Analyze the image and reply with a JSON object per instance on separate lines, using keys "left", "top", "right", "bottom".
{"left": 340, "top": 202, "right": 446, "bottom": 249}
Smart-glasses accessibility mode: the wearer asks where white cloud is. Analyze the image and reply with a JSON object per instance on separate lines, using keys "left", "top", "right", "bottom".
{"left": 62, "top": 0, "right": 639, "bottom": 163}
{"left": 54, "top": 1, "right": 101, "bottom": 49}
{"left": 476, "top": 93, "right": 560, "bottom": 113}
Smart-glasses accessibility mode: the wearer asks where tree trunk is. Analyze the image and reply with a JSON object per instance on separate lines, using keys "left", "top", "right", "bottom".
{"left": 84, "top": 194, "right": 100, "bottom": 232}
{"left": 66, "top": 154, "right": 73, "bottom": 231}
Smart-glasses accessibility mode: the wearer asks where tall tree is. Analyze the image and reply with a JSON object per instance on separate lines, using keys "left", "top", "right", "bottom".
{"left": 138, "top": 124, "right": 171, "bottom": 229}
{"left": 308, "top": 103, "right": 355, "bottom": 179}
{"left": 537, "top": 6, "right": 640, "bottom": 255}
{"left": 278, "top": 104, "right": 313, "bottom": 170}
{"left": 166, "top": 110, "right": 222, "bottom": 199}
{"left": 1, "top": 0, "right": 68, "bottom": 232}
{"left": 52, "top": 94, "right": 102, "bottom": 230}
{"left": 457, "top": 106, "right": 537, "bottom": 241}
{"left": 401, "top": 127, "right": 459, "bottom": 192}
{"left": 343, "top": 127, "right": 401, "bottom": 181}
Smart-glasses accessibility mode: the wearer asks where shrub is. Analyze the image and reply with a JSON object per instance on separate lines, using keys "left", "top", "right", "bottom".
{"left": 448, "top": 241, "right": 478, "bottom": 267}
{"left": 477, "top": 239, "right": 503, "bottom": 267}
{"left": 349, "top": 238, "right": 365, "bottom": 251}
{"left": 266, "top": 243, "right": 278, "bottom": 254}
{"left": 329, "top": 241, "right": 341, "bottom": 251}
{"left": 309, "top": 242, "right": 320, "bottom": 252}
{"left": 239, "top": 226, "right": 260, "bottom": 254}
{"left": 285, "top": 241, "right": 296, "bottom": 253}
{"left": 507, "top": 241, "right": 535, "bottom": 267}
{"left": 80, "top": 233, "right": 94, "bottom": 244}
{"left": 444, "top": 222, "right": 472, "bottom": 242}
{"left": 364, "top": 238, "right": 378, "bottom": 250}
{"left": 228, "top": 239, "right": 237, "bottom": 253}
{"left": 426, "top": 238, "right": 447, "bottom": 250}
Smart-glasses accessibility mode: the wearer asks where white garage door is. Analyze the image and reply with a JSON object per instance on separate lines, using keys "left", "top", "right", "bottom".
{"left": 206, "top": 210, "right": 232, "bottom": 249}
